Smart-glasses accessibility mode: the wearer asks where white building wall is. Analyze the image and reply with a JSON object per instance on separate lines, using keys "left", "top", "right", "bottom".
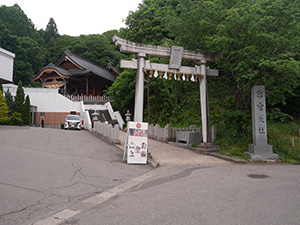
{"left": 0, "top": 48, "right": 15, "bottom": 83}
{"left": 3, "top": 84, "right": 92, "bottom": 129}
{"left": 3, "top": 84, "right": 82, "bottom": 113}
{"left": 25, "top": 88, "right": 82, "bottom": 113}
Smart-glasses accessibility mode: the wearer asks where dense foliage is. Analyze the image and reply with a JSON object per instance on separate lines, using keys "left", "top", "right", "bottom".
{"left": 0, "top": 4, "right": 47, "bottom": 86}
{"left": 167, "top": 0, "right": 300, "bottom": 133}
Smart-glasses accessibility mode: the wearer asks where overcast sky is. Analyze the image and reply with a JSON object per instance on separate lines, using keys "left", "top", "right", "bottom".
{"left": 1, "top": 0, "right": 143, "bottom": 36}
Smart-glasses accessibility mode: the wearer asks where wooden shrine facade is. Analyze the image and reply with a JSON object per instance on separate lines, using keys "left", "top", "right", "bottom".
{"left": 32, "top": 50, "right": 119, "bottom": 97}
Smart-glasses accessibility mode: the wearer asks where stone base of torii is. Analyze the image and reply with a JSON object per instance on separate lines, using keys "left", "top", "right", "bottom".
{"left": 113, "top": 36, "right": 222, "bottom": 150}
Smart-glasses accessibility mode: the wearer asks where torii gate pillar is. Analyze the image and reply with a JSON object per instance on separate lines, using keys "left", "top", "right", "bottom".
{"left": 135, "top": 52, "right": 146, "bottom": 122}
{"left": 198, "top": 61, "right": 211, "bottom": 143}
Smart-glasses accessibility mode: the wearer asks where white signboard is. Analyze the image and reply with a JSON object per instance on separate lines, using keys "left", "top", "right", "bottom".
{"left": 124, "top": 122, "right": 148, "bottom": 164}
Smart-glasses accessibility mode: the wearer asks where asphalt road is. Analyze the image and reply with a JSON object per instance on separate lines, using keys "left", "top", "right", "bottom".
{"left": 1, "top": 126, "right": 300, "bottom": 225}
{"left": 69, "top": 164, "right": 300, "bottom": 225}
{"left": 0, "top": 126, "right": 150, "bottom": 225}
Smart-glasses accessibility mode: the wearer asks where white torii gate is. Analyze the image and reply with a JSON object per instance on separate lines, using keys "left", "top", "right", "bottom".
{"left": 113, "top": 36, "right": 222, "bottom": 146}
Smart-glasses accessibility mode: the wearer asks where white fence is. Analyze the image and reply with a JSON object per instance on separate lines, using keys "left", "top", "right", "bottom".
{"left": 66, "top": 95, "right": 112, "bottom": 104}
{"left": 93, "top": 121, "right": 120, "bottom": 144}
{"left": 148, "top": 124, "right": 216, "bottom": 142}
{"left": 148, "top": 124, "right": 201, "bottom": 142}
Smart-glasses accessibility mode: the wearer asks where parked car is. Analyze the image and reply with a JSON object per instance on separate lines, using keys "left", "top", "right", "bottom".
{"left": 64, "top": 115, "right": 81, "bottom": 130}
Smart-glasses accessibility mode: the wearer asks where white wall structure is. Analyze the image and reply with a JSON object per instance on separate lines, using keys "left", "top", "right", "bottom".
{"left": 2, "top": 84, "right": 123, "bottom": 130}
{"left": 25, "top": 88, "right": 82, "bottom": 113}
{"left": 0, "top": 48, "right": 15, "bottom": 84}
{"left": 81, "top": 102, "right": 92, "bottom": 130}
{"left": 3, "top": 84, "right": 90, "bottom": 129}
{"left": 3, "top": 84, "right": 82, "bottom": 112}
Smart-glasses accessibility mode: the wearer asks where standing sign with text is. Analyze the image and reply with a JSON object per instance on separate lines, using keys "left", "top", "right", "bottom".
{"left": 125, "top": 122, "right": 148, "bottom": 164}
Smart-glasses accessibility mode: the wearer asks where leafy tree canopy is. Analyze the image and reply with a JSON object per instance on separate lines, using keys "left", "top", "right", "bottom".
{"left": 0, "top": 4, "right": 35, "bottom": 38}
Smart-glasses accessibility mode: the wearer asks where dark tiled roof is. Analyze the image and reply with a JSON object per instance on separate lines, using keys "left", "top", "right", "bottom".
{"left": 68, "top": 68, "right": 90, "bottom": 76}
{"left": 44, "top": 63, "right": 72, "bottom": 76}
{"left": 63, "top": 50, "right": 116, "bottom": 82}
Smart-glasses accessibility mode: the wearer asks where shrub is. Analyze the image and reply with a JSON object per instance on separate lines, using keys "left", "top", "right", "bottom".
{"left": 0, "top": 90, "right": 10, "bottom": 124}
{"left": 10, "top": 112, "right": 23, "bottom": 126}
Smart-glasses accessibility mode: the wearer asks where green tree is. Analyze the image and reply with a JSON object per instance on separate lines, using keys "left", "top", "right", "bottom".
{"left": 44, "top": 17, "right": 59, "bottom": 61}
{"left": 70, "top": 34, "right": 123, "bottom": 67}
{"left": 23, "top": 95, "right": 31, "bottom": 125}
{"left": 0, "top": 24, "right": 19, "bottom": 53}
{"left": 124, "top": 0, "right": 179, "bottom": 45}
{"left": 45, "top": 18, "right": 59, "bottom": 37}
{"left": 14, "top": 36, "right": 47, "bottom": 85}
{"left": 4, "top": 88, "right": 15, "bottom": 116}
{"left": 0, "top": 4, "right": 35, "bottom": 38}
{"left": 0, "top": 90, "right": 10, "bottom": 124}
{"left": 15, "top": 81, "right": 25, "bottom": 118}
{"left": 0, "top": 4, "right": 48, "bottom": 86}
{"left": 48, "top": 33, "right": 122, "bottom": 68}
{"left": 48, "top": 34, "right": 76, "bottom": 63}
{"left": 106, "top": 70, "right": 136, "bottom": 117}
{"left": 9, "top": 112, "right": 23, "bottom": 126}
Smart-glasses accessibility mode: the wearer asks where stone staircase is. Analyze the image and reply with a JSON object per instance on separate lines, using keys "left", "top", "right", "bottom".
{"left": 88, "top": 109, "right": 118, "bottom": 127}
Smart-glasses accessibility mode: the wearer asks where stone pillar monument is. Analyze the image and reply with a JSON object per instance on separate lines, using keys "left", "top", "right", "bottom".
{"left": 244, "top": 86, "right": 279, "bottom": 161}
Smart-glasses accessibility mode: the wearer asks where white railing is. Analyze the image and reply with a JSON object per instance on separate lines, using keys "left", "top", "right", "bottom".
{"left": 65, "top": 95, "right": 112, "bottom": 103}
{"left": 147, "top": 124, "right": 216, "bottom": 143}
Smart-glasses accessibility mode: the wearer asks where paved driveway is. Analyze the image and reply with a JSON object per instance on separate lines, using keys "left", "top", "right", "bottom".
{"left": 0, "top": 126, "right": 150, "bottom": 225}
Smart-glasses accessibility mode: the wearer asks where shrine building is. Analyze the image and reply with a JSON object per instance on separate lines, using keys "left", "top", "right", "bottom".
{"left": 32, "top": 50, "right": 119, "bottom": 97}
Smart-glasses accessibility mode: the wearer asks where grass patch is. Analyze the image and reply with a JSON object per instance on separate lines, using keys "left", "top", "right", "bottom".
{"left": 213, "top": 126, "right": 250, "bottom": 161}
{"left": 213, "top": 121, "right": 300, "bottom": 163}
{"left": 268, "top": 122, "right": 300, "bottom": 164}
